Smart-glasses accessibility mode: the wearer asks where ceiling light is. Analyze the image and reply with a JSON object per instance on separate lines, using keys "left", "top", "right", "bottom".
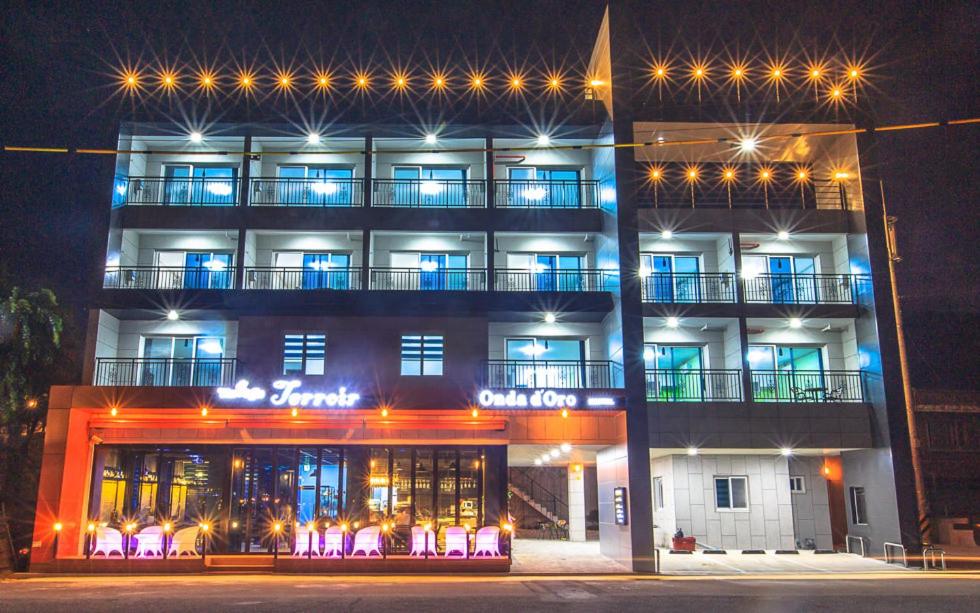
{"left": 307, "top": 133, "right": 321, "bottom": 145}
{"left": 661, "top": 230, "right": 673, "bottom": 239}
{"left": 550, "top": 448, "right": 561, "bottom": 458}
{"left": 739, "top": 137, "right": 757, "bottom": 152}
{"left": 560, "top": 442, "right": 572, "bottom": 453}
{"left": 536, "top": 134, "right": 550, "bottom": 146}
{"left": 534, "top": 458, "right": 543, "bottom": 466}
{"left": 424, "top": 133, "right": 437, "bottom": 145}
{"left": 687, "top": 447, "right": 698, "bottom": 456}
{"left": 189, "top": 131, "right": 203, "bottom": 143}
{"left": 777, "top": 231, "right": 790, "bottom": 240}
{"left": 780, "top": 447, "right": 793, "bottom": 456}
{"left": 789, "top": 318, "right": 802, "bottom": 329}
{"left": 666, "top": 316, "right": 679, "bottom": 328}
{"left": 544, "top": 312, "right": 557, "bottom": 324}
{"left": 166, "top": 310, "right": 179, "bottom": 321}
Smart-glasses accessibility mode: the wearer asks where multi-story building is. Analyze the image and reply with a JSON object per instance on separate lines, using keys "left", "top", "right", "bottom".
{"left": 30, "top": 6, "right": 921, "bottom": 572}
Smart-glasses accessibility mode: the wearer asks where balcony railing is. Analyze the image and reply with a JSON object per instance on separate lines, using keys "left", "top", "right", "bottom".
{"left": 494, "top": 269, "right": 613, "bottom": 292}
{"left": 369, "top": 268, "right": 487, "bottom": 290}
{"left": 742, "top": 273, "right": 866, "bottom": 304}
{"left": 485, "top": 360, "right": 624, "bottom": 389}
{"left": 493, "top": 180, "right": 601, "bottom": 209}
{"left": 243, "top": 267, "right": 362, "bottom": 290}
{"left": 372, "top": 179, "right": 486, "bottom": 207}
{"left": 645, "top": 369, "right": 743, "bottom": 402}
{"left": 750, "top": 370, "right": 865, "bottom": 402}
{"left": 94, "top": 358, "right": 237, "bottom": 386}
{"left": 117, "top": 177, "right": 239, "bottom": 206}
{"left": 641, "top": 272, "right": 736, "bottom": 303}
{"left": 250, "top": 178, "right": 363, "bottom": 207}
{"left": 104, "top": 266, "right": 236, "bottom": 290}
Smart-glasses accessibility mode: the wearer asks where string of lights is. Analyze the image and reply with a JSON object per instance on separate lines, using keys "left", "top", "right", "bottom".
{"left": 109, "top": 57, "right": 870, "bottom": 102}
{"left": 2, "top": 118, "right": 977, "bottom": 159}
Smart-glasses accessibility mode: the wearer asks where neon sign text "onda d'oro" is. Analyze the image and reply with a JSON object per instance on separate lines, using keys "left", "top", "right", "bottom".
{"left": 216, "top": 380, "right": 360, "bottom": 408}
{"left": 477, "top": 389, "right": 578, "bottom": 409}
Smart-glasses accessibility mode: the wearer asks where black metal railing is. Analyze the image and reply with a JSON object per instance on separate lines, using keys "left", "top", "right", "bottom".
{"left": 493, "top": 180, "right": 601, "bottom": 209}
{"left": 641, "top": 272, "right": 736, "bottom": 303}
{"left": 104, "top": 266, "right": 236, "bottom": 290}
{"left": 750, "top": 370, "right": 865, "bottom": 402}
{"left": 642, "top": 164, "right": 848, "bottom": 210}
{"left": 243, "top": 267, "right": 362, "bottom": 290}
{"left": 494, "top": 269, "right": 614, "bottom": 292}
{"left": 742, "top": 273, "right": 866, "bottom": 304}
{"left": 485, "top": 360, "right": 624, "bottom": 389}
{"left": 94, "top": 358, "right": 237, "bottom": 386}
{"left": 369, "top": 267, "right": 487, "bottom": 290}
{"left": 117, "top": 177, "right": 239, "bottom": 206}
{"left": 645, "top": 369, "right": 743, "bottom": 402}
{"left": 249, "top": 177, "right": 363, "bottom": 206}
{"left": 509, "top": 467, "right": 569, "bottom": 523}
{"left": 372, "top": 179, "right": 486, "bottom": 207}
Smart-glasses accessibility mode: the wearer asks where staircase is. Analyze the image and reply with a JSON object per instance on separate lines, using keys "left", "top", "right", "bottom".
{"left": 509, "top": 483, "right": 563, "bottom": 525}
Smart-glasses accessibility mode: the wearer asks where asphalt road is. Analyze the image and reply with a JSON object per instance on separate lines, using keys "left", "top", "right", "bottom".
{"left": 2, "top": 573, "right": 979, "bottom": 612}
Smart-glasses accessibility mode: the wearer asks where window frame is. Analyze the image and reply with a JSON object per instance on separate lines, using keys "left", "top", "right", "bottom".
{"left": 849, "top": 486, "right": 868, "bottom": 525}
{"left": 714, "top": 475, "right": 750, "bottom": 511}
{"left": 282, "top": 332, "right": 327, "bottom": 376}
{"left": 400, "top": 334, "right": 445, "bottom": 377}
{"left": 652, "top": 476, "right": 665, "bottom": 510}
{"left": 789, "top": 475, "right": 806, "bottom": 494}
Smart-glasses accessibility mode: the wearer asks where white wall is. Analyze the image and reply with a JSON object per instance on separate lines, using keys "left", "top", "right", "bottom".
{"left": 643, "top": 321, "right": 741, "bottom": 371}
{"left": 651, "top": 454, "right": 796, "bottom": 550}
{"left": 252, "top": 140, "right": 365, "bottom": 179}
{"left": 121, "top": 231, "right": 239, "bottom": 267}
{"left": 788, "top": 456, "right": 834, "bottom": 549}
{"left": 741, "top": 236, "right": 847, "bottom": 275}
{"left": 95, "top": 311, "right": 120, "bottom": 359}
{"left": 748, "top": 322, "right": 858, "bottom": 372}
{"left": 114, "top": 320, "right": 239, "bottom": 359}
{"left": 638, "top": 236, "right": 727, "bottom": 273}
{"left": 488, "top": 321, "right": 610, "bottom": 362}
{"left": 494, "top": 233, "right": 597, "bottom": 268}
{"left": 248, "top": 232, "right": 363, "bottom": 268}
{"left": 651, "top": 455, "right": 676, "bottom": 547}
{"left": 374, "top": 142, "right": 485, "bottom": 180}
{"left": 370, "top": 233, "right": 486, "bottom": 268}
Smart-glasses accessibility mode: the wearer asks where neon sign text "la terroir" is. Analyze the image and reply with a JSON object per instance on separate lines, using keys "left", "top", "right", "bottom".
{"left": 216, "top": 380, "right": 360, "bottom": 408}
{"left": 477, "top": 389, "right": 578, "bottom": 409}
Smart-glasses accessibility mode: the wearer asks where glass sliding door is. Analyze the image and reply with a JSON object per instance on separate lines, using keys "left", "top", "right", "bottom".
{"left": 769, "top": 256, "right": 794, "bottom": 303}
{"left": 644, "top": 345, "right": 704, "bottom": 401}
{"left": 183, "top": 252, "right": 232, "bottom": 289}
{"left": 309, "top": 167, "right": 354, "bottom": 206}
{"left": 302, "top": 252, "right": 351, "bottom": 289}
{"left": 163, "top": 165, "right": 191, "bottom": 205}
{"left": 750, "top": 344, "right": 826, "bottom": 400}
{"left": 505, "top": 338, "right": 585, "bottom": 388}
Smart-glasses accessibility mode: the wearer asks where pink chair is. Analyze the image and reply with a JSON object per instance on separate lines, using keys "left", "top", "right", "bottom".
{"left": 168, "top": 527, "right": 200, "bottom": 557}
{"left": 92, "top": 527, "right": 125, "bottom": 557}
{"left": 322, "top": 526, "right": 345, "bottom": 557}
{"left": 293, "top": 525, "right": 321, "bottom": 557}
{"left": 473, "top": 526, "right": 501, "bottom": 557}
{"left": 134, "top": 526, "right": 164, "bottom": 557}
{"left": 444, "top": 526, "right": 468, "bottom": 558}
{"left": 409, "top": 526, "right": 437, "bottom": 557}
{"left": 350, "top": 526, "right": 382, "bottom": 557}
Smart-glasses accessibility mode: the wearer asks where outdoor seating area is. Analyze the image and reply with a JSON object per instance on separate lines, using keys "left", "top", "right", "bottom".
{"left": 86, "top": 524, "right": 206, "bottom": 559}
{"left": 290, "top": 523, "right": 506, "bottom": 560}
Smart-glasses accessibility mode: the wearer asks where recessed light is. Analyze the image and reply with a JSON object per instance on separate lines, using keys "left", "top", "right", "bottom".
{"left": 424, "top": 133, "right": 437, "bottom": 145}
{"left": 307, "top": 133, "right": 321, "bottom": 145}
{"left": 166, "top": 310, "right": 179, "bottom": 321}
{"left": 544, "top": 312, "right": 557, "bottom": 324}
{"left": 189, "top": 131, "right": 203, "bottom": 143}
{"left": 536, "top": 134, "right": 550, "bottom": 146}
{"left": 666, "top": 317, "right": 679, "bottom": 328}
{"left": 777, "top": 231, "right": 790, "bottom": 240}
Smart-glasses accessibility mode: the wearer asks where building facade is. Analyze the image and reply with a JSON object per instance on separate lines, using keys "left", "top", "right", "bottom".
{"left": 30, "top": 6, "right": 921, "bottom": 571}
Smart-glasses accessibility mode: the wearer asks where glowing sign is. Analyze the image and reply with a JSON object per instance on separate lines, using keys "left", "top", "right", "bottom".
{"left": 477, "top": 389, "right": 578, "bottom": 409}
{"left": 216, "top": 379, "right": 360, "bottom": 408}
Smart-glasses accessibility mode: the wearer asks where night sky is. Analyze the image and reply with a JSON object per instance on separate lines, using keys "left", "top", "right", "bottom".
{"left": 0, "top": 0, "right": 977, "bottom": 387}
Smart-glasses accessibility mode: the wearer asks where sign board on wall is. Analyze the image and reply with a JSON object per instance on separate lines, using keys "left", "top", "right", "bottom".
{"left": 613, "top": 486, "right": 629, "bottom": 526}
{"left": 476, "top": 389, "right": 623, "bottom": 409}
{"left": 215, "top": 380, "right": 360, "bottom": 408}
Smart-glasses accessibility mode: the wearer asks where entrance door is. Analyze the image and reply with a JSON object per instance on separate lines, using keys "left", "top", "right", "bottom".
{"left": 769, "top": 256, "right": 794, "bottom": 303}
{"left": 229, "top": 448, "right": 294, "bottom": 553}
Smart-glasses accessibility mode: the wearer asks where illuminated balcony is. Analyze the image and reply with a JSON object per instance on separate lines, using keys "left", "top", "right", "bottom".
{"left": 485, "top": 360, "right": 623, "bottom": 389}
{"left": 94, "top": 357, "right": 237, "bottom": 386}
{"left": 372, "top": 178, "right": 486, "bottom": 208}
{"left": 645, "top": 369, "right": 743, "bottom": 402}
{"left": 493, "top": 179, "right": 601, "bottom": 209}
{"left": 249, "top": 177, "right": 363, "bottom": 207}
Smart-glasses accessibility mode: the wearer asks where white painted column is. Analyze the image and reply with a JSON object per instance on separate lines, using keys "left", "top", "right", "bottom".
{"left": 567, "top": 464, "right": 587, "bottom": 542}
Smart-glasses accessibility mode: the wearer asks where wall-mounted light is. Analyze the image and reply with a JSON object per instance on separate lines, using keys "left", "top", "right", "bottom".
{"left": 739, "top": 137, "right": 757, "bottom": 152}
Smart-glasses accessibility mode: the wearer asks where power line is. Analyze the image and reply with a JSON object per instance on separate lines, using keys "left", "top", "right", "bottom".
{"left": 1, "top": 117, "right": 977, "bottom": 158}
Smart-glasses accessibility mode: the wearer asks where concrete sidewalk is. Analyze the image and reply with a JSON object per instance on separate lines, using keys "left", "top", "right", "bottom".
{"left": 511, "top": 539, "right": 910, "bottom": 575}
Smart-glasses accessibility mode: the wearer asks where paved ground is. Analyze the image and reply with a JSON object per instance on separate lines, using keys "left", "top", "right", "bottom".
{"left": 2, "top": 573, "right": 978, "bottom": 612}
{"left": 512, "top": 539, "right": 906, "bottom": 574}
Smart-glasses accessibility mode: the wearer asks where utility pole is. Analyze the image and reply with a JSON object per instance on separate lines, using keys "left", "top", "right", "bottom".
{"left": 882, "top": 180, "right": 932, "bottom": 546}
